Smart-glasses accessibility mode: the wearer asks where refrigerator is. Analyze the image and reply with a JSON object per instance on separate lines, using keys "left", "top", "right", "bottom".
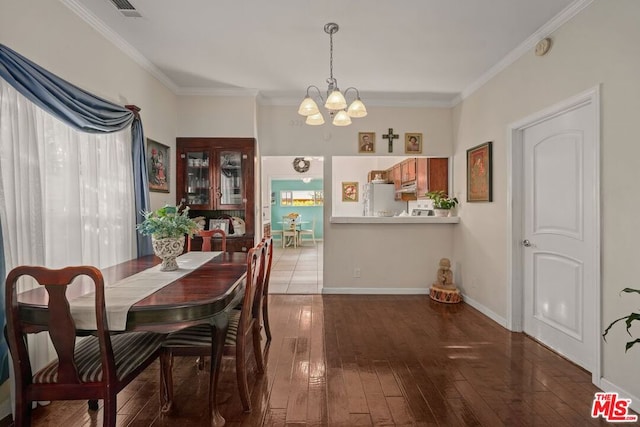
{"left": 362, "top": 183, "right": 406, "bottom": 216}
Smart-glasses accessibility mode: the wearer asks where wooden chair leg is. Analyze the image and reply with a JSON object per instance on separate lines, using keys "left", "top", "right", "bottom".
{"left": 103, "top": 394, "right": 118, "bottom": 427}
{"left": 236, "top": 340, "right": 251, "bottom": 412}
{"left": 88, "top": 399, "right": 99, "bottom": 411}
{"left": 14, "top": 395, "right": 31, "bottom": 427}
{"left": 159, "top": 350, "right": 175, "bottom": 413}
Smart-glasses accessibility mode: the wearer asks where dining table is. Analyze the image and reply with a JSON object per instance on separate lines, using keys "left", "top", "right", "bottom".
{"left": 15, "top": 250, "right": 249, "bottom": 427}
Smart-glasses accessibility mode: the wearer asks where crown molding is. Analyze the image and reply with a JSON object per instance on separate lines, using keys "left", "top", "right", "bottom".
{"left": 60, "top": 0, "right": 179, "bottom": 94}
{"left": 459, "top": 0, "right": 594, "bottom": 103}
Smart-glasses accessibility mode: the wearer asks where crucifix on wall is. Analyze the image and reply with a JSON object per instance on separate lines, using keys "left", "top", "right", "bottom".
{"left": 382, "top": 128, "right": 399, "bottom": 153}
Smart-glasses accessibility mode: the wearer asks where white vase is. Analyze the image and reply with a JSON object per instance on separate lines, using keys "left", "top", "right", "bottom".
{"left": 152, "top": 236, "right": 185, "bottom": 271}
{"left": 433, "top": 209, "right": 451, "bottom": 217}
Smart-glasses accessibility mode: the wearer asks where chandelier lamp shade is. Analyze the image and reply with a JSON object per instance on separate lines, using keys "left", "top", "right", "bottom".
{"left": 297, "top": 23, "right": 367, "bottom": 126}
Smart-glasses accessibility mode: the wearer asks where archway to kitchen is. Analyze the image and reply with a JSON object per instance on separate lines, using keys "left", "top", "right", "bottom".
{"left": 261, "top": 156, "right": 324, "bottom": 294}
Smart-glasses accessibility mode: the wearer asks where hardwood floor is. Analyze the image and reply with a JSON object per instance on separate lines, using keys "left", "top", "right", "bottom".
{"left": 16, "top": 295, "right": 618, "bottom": 426}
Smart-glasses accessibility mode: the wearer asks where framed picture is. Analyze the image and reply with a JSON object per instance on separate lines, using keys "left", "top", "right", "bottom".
{"left": 467, "top": 141, "right": 493, "bottom": 202}
{"left": 147, "top": 139, "right": 169, "bottom": 193}
{"left": 342, "top": 182, "right": 359, "bottom": 202}
{"left": 358, "top": 132, "right": 375, "bottom": 153}
{"left": 209, "top": 219, "right": 229, "bottom": 235}
{"left": 405, "top": 133, "right": 423, "bottom": 154}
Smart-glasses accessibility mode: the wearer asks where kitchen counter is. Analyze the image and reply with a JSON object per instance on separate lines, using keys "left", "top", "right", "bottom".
{"left": 329, "top": 216, "right": 459, "bottom": 224}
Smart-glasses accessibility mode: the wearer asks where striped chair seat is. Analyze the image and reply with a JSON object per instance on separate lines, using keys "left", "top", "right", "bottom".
{"left": 162, "top": 310, "right": 241, "bottom": 348}
{"left": 33, "top": 331, "right": 165, "bottom": 384}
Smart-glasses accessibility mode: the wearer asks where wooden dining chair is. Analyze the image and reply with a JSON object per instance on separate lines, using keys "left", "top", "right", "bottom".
{"left": 231, "top": 237, "right": 273, "bottom": 351}
{"left": 159, "top": 243, "right": 266, "bottom": 413}
{"left": 187, "top": 228, "right": 227, "bottom": 252}
{"left": 4, "top": 265, "right": 165, "bottom": 427}
{"left": 257, "top": 237, "right": 274, "bottom": 346}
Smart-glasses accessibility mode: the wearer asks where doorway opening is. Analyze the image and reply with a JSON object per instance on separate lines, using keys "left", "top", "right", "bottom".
{"left": 261, "top": 156, "right": 324, "bottom": 294}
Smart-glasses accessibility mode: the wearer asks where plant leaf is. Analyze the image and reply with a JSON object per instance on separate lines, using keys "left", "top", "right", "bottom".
{"left": 624, "top": 312, "right": 640, "bottom": 335}
{"left": 603, "top": 315, "right": 630, "bottom": 341}
{"left": 625, "top": 338, "right": 640, "bottom": 352}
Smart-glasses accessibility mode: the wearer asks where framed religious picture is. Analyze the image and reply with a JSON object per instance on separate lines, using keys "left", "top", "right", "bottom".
{"left": 147, "top": 139, "right": 170, "bottom": 193}
{"left": 467, "top": 141, "right": 493, "bottom": 202}
{"left": 404, "top": 133, "right": 423, "bottom": 154}
{"left": 342, "top": 182, "right": 359, "bottom": 202}
{"left": 358, "top": 132, "right": 375, "bottom": 153}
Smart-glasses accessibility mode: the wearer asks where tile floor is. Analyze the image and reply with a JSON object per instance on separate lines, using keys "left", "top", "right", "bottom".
{"left": 268, "top": 239, "right": 322, "bottom": 294}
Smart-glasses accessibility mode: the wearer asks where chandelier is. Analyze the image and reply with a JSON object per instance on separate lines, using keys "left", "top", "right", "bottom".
{"left": 297, "top": 23, "right": 367, "bottom": 126}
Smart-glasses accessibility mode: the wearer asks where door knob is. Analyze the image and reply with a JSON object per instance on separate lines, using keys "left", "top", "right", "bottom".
{"left": 522, "top": 239, "right": 532, "bottom": 247}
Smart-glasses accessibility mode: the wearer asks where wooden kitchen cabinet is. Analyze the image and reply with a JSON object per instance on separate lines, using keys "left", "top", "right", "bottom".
{"left": 389, "top": 164, "right": 402, "bottom": 200}
{"left": 417, "top": 157, "right": 449, "bottom": 197}
{"left": 400, "top": 158, "right": 417, "bottom": 183}
{"left": 176, "top": 137, "right": 255, "bottom": 251}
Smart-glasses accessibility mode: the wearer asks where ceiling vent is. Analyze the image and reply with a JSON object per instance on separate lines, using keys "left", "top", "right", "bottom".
{"left": 109, "top": 0, "right": 142, "bottom": 18}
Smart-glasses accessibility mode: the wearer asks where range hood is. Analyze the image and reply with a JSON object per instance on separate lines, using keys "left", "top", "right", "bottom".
{"left": 396, "top": 182, "right": 417, "bottom": 193}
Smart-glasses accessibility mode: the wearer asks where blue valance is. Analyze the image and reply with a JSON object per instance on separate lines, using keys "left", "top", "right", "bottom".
{"left": 0, "top": 43, "right": 152, "bottom": 256}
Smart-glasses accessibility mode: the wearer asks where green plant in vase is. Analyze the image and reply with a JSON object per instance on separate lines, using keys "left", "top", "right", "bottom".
{"left": 137, "top": 204, "right": 200, "bottom": 271}
{"left": 426, "top": 190, "right": 459, "bottom": 216}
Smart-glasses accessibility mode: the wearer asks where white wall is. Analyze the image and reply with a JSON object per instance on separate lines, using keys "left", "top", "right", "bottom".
{"left": 176, "top": 95, "right": 256, "bottom": 137}
{"left": 451, "top": 0, "right": 640, "bottom": 402}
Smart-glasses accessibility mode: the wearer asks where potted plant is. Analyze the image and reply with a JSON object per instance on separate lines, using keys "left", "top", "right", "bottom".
{"left": 426, "top": 190, "right": 459, "bottom": 217}
{"left": 137, "top": 204, "right": 200, "bottom": 271}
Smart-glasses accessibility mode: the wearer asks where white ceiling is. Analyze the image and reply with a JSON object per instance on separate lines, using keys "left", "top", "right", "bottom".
{"left": 62, "top": 0, "right": 584, "bottom": 106}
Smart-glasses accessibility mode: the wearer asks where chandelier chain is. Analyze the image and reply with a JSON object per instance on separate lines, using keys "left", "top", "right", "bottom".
{"left": 329, "top": 30, "right": 334, "bottom": 82}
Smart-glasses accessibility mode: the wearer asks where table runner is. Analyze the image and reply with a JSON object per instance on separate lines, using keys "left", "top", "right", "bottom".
{"left": 70, "top": 251, "right": 221, "bottom": 331}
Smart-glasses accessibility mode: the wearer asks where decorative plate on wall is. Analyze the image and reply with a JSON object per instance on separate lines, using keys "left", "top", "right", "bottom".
{"left": 292, "top": 157, "right": 310, "bottom": 173}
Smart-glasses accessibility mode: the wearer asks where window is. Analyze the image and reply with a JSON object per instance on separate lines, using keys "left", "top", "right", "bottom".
{"left": 280, "top": 190, "right": 324, "bottom": 206}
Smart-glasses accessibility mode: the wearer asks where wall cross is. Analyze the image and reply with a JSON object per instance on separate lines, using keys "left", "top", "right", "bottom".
{"left": 382, "top": 128, "right": 399, "bottom": 153}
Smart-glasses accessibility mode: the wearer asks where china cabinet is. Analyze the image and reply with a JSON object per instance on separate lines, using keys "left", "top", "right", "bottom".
{"left": 176, "top": 137, "right": 255, "bottom": 252}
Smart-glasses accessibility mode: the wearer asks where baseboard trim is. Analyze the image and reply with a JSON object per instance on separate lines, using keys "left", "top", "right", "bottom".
{"left": 599, "top": 378, "right": 640, "bottom": 414}
{"left": 321, "top": 287, "right": 430, "bottom": 295}
{"left": 460, "top": 293, "right": 508, "bottom": 329}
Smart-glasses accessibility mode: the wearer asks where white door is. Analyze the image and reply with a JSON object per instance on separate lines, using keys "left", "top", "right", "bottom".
{"left": 521, "top": 100, "right": 598, "bottom": 372}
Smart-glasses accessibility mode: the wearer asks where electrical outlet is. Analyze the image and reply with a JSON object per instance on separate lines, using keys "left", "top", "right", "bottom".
{"left": 353, "top": 268, "right": 361, "bottom": 278}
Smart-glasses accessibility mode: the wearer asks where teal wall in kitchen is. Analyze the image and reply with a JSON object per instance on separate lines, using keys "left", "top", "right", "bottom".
{"left": 271, "top": 179, "right": 323, "bottom": 240}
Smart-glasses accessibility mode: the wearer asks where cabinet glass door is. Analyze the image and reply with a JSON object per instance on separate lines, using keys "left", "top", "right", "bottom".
{"left": 217, "top": 150, "right": 243, "bottom": 208}
{"left": 185, "top": 151, "right": 210, "bottom": 206}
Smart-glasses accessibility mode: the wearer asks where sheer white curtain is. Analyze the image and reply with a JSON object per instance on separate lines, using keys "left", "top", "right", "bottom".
{"left": 0, "top": 79, "right": 136, "bottom": 372}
